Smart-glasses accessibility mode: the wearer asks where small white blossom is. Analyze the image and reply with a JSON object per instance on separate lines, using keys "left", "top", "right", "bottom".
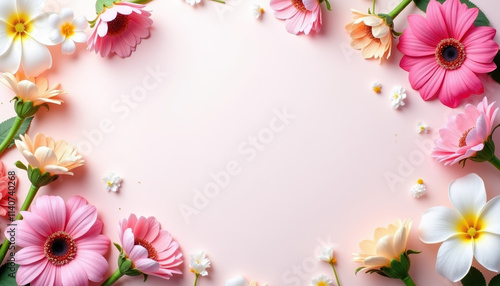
{"left": 103, "top": 171, "right": 122, "bottom": 192}
{"left": 390, "top": 86, "right": 406, "bottom": 109}
{"left": 48, "top": 8, "right": 88, "bottom": 55}
{"left": 317, "top": 246, "right": 335, "bottom": 263}
{"left": 252, "top": 4, "right": 264, "bottom": 19}
{"left": 371, "top": 81, "right": 382, "bottom": 94}
{"left": 190, "top": 251, "right": 211, "bottom": 276}
{"left": 185, "top": 0, "right": 201, "bottom": 6}
{"left": 411, "top": 179, "right": 427, "bottom": 198}
{"left": 226, "top": 276, "right": 248, "bottom": 286}
{"left": 417, "top": 122, "right": 429, "bottom": 134}
{"left": 311, "top": 274, "right": 332, "bottom": 286}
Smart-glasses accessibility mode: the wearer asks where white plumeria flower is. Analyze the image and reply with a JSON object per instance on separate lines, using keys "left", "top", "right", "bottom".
{"left": 311, "top": 274, "right": 332, "bottom": 286}
{"left": 371, "top": 81, "right": 381, "bottom": 94}
{"left": 317, "top": 246, "right": 335, "bottom": 263}
{"left": 390, "top": 86, "right": 406, "bottom": 109}
{"left": 417, "top": 121, "right": 429, "bottom": 134}
{"left": 185, "top": 0, "right": 201, "bottom": 6}
{"left": 103, "top": 171, "right": 122, "bottom": 192}
{"left": 0, "top": 0, "right": 57, "bottom": 76}
{"left": 411, "top": 179, "right": 426, "bottom": 198}
{"left": 190, "top": 251, "right": 211, "bottom": 276}
{"left": 48, "top": 8, "right": 88, "bottom": 55}
{"left": 419, "top": 173, "right": 500, "bottom": 282}
{"left": 226, "top": 276, "right": 248, "bottom": 286}
{"left": 251, "top": 4, "right": 264, "bottom": 19}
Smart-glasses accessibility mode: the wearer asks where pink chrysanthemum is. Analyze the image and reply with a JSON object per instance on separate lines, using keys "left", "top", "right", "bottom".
{"left": 398, "top": 0, "right": 499, "bottom": 108}
{"left": 87, "top": 2, "right": 153, "bottom": 58}
{"left": 118, "top": 214, "right": 183, "bottom": 279}
{"left": 270, "top": 0, "right": 322, "bottom": 35}
{"left": 0, "top": 161, "right": 16, "bottom": 218}
{"left": 13, "top": 196, "right": 110, "bottom": 286}
{"left": 432, "top": 97, "right": 498, "bottom": 165}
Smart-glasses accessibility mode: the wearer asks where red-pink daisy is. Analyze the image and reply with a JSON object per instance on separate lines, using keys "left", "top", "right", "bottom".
{"left": 88, "top": 2, "right": 152, "bottom": 58}
{"left": 13, "top": 196, "right": 110, "bottom": 286}
{"left": 398, "top": 0, "right": 499, "bottom": 108}
{"left": 270, "top": 0, "right": 322, "bottom": 35}
{"left": 0, "top": 161, "right": 16, "bottom": 218}
{"left": 118, "top": 214, "right": 183, "bottom": 279}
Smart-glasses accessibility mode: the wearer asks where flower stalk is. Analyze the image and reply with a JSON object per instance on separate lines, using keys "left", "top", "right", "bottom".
{"left": 330, "top": 262, "right": 341, "bottom": 286}
{"left": 0, "top": 116, "right": 24, "bottom": 155}
{"left": 194, "top": 273, "right": 200, "bottom": 286}
{"left": 489, "top": 155, "right": 500, "bottom": 171}
{"left": 388, "top": 0, "right": 413, "bottom": 20}
{"left": 401, "top": 275, "right": 416, "bottom": 286}
{"left": 101, "top": 269, "right": 125, "bottom": 286}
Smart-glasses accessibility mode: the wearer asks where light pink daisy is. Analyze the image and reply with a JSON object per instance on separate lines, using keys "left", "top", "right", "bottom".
{"left": 398, "top": 0, "right": 499, "bottom": 108}
{"left": 13, "top": 195, "right": 110, "bottom": 286}
{"left": 0, "top": 161, "right": 16, "bottom": 218}
{"left": 118, "top": 214, "right": 183, "bottom": 279}
{"left": 270, "top": 0, "right": 322, "bottom": 35}
{"left": 432, "top": 97, "right": 498, "bottom": 165}
{"left": 87, "top": 2, "right": 153, "bottom": 58}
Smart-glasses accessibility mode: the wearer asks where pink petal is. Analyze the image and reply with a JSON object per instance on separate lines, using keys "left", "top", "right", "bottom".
{"left": 16, "top": 221, "right": 46, "bottom": 247}
{"left": 122, "top": 228, "right": 135, "bottom": 254}
{"left": 65, "top": 196, "right": 88, "bottom": 219}
{"left": 303, "top": 0, "right": 318, "bottom": 11}
{"left": 60, "top": 261, "right": 89, "bottom": 286}
{"left": 152, "top": 230, "right": 173, "bottom": 253}
{"left": 30, "top": 196, "right": 66, "bottom": 233}
{"left": 398, "top": 29, "right": 436, "bottom": 57}
{"left": 466, "top": 114, "right": 488, "bottom": 145}
{"left": 16, "top": 259, "right": 48, "bottom": 285}
{"left": 454, "top": 66, "right": 484, "bottom": 95}
{"left": 31, "top": 263, "right": 56, "bottom": 286}
{"left": 74, "top": 250, "right": 108, "bottom": 282}
{"left": 426, "top": 0, "right": 449, "bottom": 38}
{"left": 135, "top": 257, "right": 160, "bottom": 273}
{"left": 21, "top": 211, "right": 52, "bottom": 237}
{"left": 65, "top": 205, "right": 97, "bottom": 239}
{"left": 464, "top": 59, "right": 497, "bottom": 74}
{"left": 143, "top": 217, "right": 160, "bottom": 242}
{"left": 77, "top": 234, "right": 110, "bottom": 256}
{"left": 451, "top": 3, "right": 478, "bottom": 40}
{"left": 408, "top": 56, "right": 441, "bottom": 91}
{"left": 16, "top": 246, "right": 45, "bottom": 265}
{"left": 407, "top": 14, "right": 441, "bottom": 46}
{"left": 133, "top": 216, "right": 149, "bottom": 239}
{"left": 286, "top": 12, "right": 306, "bottom": 35}
{"left": 270, "top": 0, "right": 293, "bottom": 11}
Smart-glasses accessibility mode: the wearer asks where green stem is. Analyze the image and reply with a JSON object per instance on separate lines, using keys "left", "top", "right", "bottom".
{"left": 372, "top": 0, "right": 376, "bottom": 14}
{"left": 0, "top": 184, "right": 39, "bottom": 264}
{"left": 401, "top": 275, "right": 416, "bottom": 286}
{"left": 194, "top": 274, "right": 199, "bottom": 286}
{"left": 489, "top": 155, "right": 500, "bottom": 171}
{"left": 210, "top": 0, "right": 225, "bottom": 3}
{"left": 330, "top": 262, "right": 341, "bottom": 286}
{"left": 0, "top": 116, "right": 24, "bottom": 156}
{"left": 388, "top": 0, "right": 413, "bottom": 20}
{"left": 101, "top": 269, "right": 125, "bottom": 286}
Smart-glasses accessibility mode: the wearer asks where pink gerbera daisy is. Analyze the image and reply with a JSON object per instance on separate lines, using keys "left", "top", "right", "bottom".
{"left": 0, "top": 161, "right": 16, "bottom": 218}
{"left": 88, "top": 2, "right": 153, "bottom": 58}
{"left": 398, "top": 0, "right": 499, "bottom": 108}
{"left": 432, "top": 97, "right": 499, "bottom": 166}
{"left": 13, "top": 196, "right": 110, "bottom": 286}
{"left": 270, "top": 0, "right": 322, "bottom": 35}
{"left": 118, "top": 214, "right": 183, "bottom": 279}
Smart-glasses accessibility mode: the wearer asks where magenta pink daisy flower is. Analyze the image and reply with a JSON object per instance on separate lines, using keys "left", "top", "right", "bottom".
{"left": 0, "top": 161, "right": 16, "bottom": 218}
{"left": 118, "top": 214, "right": 183, "bottom": 279}
{"left": 432, "top": 97, "right": 499, "bottom": 167}
{"left": 270, "top": 0, "right": 322, "bottom": 35}
{"left": 398, "top": 0, "right": 499, "bottom": 108}
{"left": 13, "top": 195, "right": 110, "bottom": 286}
{"left": 88, "top": 2, "right": 153, "bottom": 58}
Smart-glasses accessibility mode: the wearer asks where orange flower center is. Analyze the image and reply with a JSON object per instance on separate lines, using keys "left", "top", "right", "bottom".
{"left": 61, "top": 22, "right": 75, "bottom": 37}
{"left": 291, "top": 0, "right": 308, "bottom": 12}
{"left": 458, "top": 127, "right": 473, "bottom": 148}
{"left": 7, "top": 13, "right": 32, "bottom": 39}
{"left": 435, "top": 38, "right": 466, "bottom": 70}
{"left": 107, "top": 13, "right": 129, "bottom": 36}
{"left": 44, "top": 231, "right": 77, "bottom": 266}
{"left": 135, "top": 238, "right": 158, "bottom": 260}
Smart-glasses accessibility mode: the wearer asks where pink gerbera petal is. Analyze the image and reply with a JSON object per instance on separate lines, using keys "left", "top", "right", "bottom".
{"left": 271, "top": 0, "right": 322, "bottom": 35}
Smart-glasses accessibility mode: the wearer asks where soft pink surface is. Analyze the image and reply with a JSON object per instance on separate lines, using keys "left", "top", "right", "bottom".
{"left": 1, "top": 0, "right": 500, "bottom": 285}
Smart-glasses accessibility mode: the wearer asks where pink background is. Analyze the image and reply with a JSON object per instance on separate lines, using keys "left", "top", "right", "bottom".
{"left": 1, "top": 0, "right": 500, "bottom": 285}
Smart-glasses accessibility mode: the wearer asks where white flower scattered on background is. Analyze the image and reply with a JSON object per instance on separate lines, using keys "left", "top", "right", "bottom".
{"left": 49, "top": 8, "right": 88, "bottom": 55}
{"left": 226, "top": 276, "right": 248, "bottom": 286}
{"left": 411, "top": 179, "right": 427, "bottom": 198}
{"left": 311, "top": 274, "right": 332, "bottom": 286}
{"left": 190, "top": 251, "right": 211, "bottom": 276}
{"left": 103, "top": 171, "right": 122, "bottom": 192}
{"left": 417, "top": 122, "right": 429, "bottom": 134}
{"left": 252, "top": 4, "right": 264, "bottom": 19}
{"left": 371, "top": 81, "right": 381, "bottom": 94}
{"left": 185, "top": 0, "right": 201, "bottom": 6}
{"left": 317, "top": 246, "right": 336, "bottom": 263}
{"left": 390, "top": 86, "right": 406, "bottom": 109}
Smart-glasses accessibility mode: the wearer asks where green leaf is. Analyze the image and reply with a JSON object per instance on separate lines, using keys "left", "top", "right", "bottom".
{"left": 0, "top": 116, "right": 33, "bottom": 149}
{"left": 14, "top": 161, "right": 27, "bottom": 171}
{"left": 489, "top": 51, "right": 500, "bottom": 84}
{"left": 129, "top": 0, "right": 154, "bottom": 4}
{"left": 143, "top": 274, "right": 149, "bottom": 282}
{"left": 355, "top": 267, "right": 365, "bottom": 275}
{"left": 412, "top": 0, "right": 489, "bottom": 26}
{"left": 0, "top": 263, "right": 20, "bottom": 286}
{"left": 406, "top": 249, "right": 422, "bottom": 255}
{"left": 95, "top": 0, "right": 116, "bottom": 14}
{"left": 461, "top": 266, "right": 486, "bottom": 286}
{"left": 489, "top": 273, "right": 500, "bottom": 286}
{"left": 119, "top": 259, "right": 132, "bottom": 274}
{"left": 113, "top": 242, "right": 123, "bottom": 253}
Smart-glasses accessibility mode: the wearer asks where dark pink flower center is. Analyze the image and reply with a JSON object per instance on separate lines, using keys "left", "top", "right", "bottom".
{"left": 291, "top": 0, "right": 307, "bottom": 12}
{"left": 107, "top": 13, "right": 130, "bottom": 36}
{"left": 435, "top": 38, "right": 466, "bottom": 70}
{"left": 44, "top": 231, "right": 77, "bottom": 266}
{"left": 135, "top": 238, "right": 158, "bottom": 260}
{"left": 459, "top": 128, "right": 474, "bottom": 148}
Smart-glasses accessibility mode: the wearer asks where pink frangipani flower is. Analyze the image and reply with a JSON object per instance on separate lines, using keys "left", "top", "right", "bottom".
{"left": 88, "top": 2, "right": 153, "bottom": 58}
{"left": 12, "top": 195, "right": 110, "bottom": 286}
{"left": 432, "top": 97, "right": 500, "bottom": 169}
{"left": 270, "top": 0, "right": 323, "bottom": 35}
{"left": 398, "top": 0, "right": 499, "bottom": 108}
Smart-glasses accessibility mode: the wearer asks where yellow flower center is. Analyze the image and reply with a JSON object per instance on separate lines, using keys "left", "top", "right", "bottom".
{"left": 373, "top": 86, "right": 381, "bottom": 93}
{"left": 259, "top": 7, "right": 264, "bottom": 13}
{"left": 467, "top": 227, "right": 477, "bottom": 238}
{"left": 317, "top": 282, "right": 327, "bottom": 286}
{"left": 417, "top": 179, "right": 424, "bottom": 184}
{"left": 7, "top": 13, "right": 32, "bottom": 39}
{"left": 15, "top": 23, "right": 25, "bottom": 33}
{"left": 394, "top": 94, "right": 399, "bottom": 99}
{"left": 61, "top": 23, "right": 75, "bottom": 37}
{"left": 107, "top": 181, "right": 113, "bottom": 186}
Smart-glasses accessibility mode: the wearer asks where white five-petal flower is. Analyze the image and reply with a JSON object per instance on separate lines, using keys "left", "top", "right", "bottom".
{"left": 419, "top": 173, "right": 500, "bottom": 282}
{"left": 317, "top": 246, "right": 335, "bottom": 263}
{"left": 411, "top": 179, "right": 426, "bottom": 198}
{"left": 311, "top": 274, "right": 332, "bottom": 286}
{"left": 190, "top": 251, "right": 211, "bottom": 276}
{"left": 103, "top": 171, "right": 122, "bottom": 192}
{"left": 371, "top": 81, "right": 381, "bottom": 94}
{"left": 49, "top": 8, "right": 88, "bottom": 55}
{"left": 390, "top": 86, "right": 406, "bottom": 109}
{"left": 417, "top": 122, "right": 429, "bottom": 134}
{"left": 251, "top": 4, "right": 264, "bottom": 19}
{"left": 0, "top": 0, "right": 57, "bottom": 76}
{"left": 185, "top": 0, "right": 202, "bottom": 6}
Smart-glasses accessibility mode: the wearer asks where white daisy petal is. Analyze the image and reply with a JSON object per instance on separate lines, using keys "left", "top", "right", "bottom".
{"left": 16, "top": 0, "right": 46, "bottom": 19}
{"left": 71, "top": 31, "right": 87, "bottom": 43}
{"left": 60, "top": 8, "right": 74, "bottom": 23}
{"left": 436, "top": 235, "right": 473, "bottom": 282}
{"left": 72, "top": 16, "right": 88, "bottom": 31}
{"left": 474, "top": 232, "right": 500, "bottom": 272}
{"left": 61, "top": 39, "right": 76, "bottom": 55}
{"left": 28, "top": 12, "right": 57, "bottom": 45}
{"left": 478, "top": 196, "right": 500, "bottom": 234}
{"left": 0, "top": 21, "right": 14, "bottom": 55}
{"left": 0, "top": 39, "right": 22, "bottom": 74}
{"left": 449, "top": 173, "right": 486, "bottom": 219}
{"left": 419, "top": 206, "right": 465, "bottom": 243}
{"left": 20, "top": 36, "right": 52, "bottom": 76}
{"left": 0, "top": 0, "right": 17, "bottom": 22}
